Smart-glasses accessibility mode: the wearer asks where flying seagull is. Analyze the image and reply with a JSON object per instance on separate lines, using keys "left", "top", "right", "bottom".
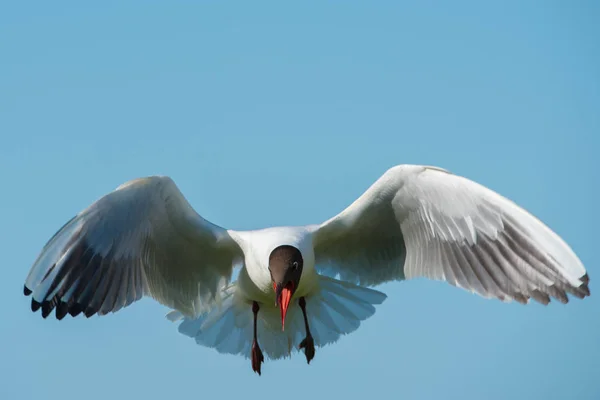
{"left": 23, "top": 164, "right": 590, "bottom": 375}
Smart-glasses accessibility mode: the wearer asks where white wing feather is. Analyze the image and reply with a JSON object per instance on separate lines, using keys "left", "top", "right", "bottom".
{"left": 24, "top": 176, "right": 243, "bottom": 319}
{"left": 312, "top": 165, "right": 589, "bottom": 304}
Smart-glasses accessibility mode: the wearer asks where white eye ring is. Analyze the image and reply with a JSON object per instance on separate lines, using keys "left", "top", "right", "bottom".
{"left": 292, "top": 261, "right": 299, "bottom": 269}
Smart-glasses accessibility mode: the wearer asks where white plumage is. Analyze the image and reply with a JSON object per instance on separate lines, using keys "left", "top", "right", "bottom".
{"left": 23, "top": 164, "right": 589, "bottom": 373}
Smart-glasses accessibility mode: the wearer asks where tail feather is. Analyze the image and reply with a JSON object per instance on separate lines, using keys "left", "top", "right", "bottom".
{"left": 168, "top": 275, "right": 387, "bottom": 361}
{"left": 320, "top": 277, "right": 388, "bottom": 305}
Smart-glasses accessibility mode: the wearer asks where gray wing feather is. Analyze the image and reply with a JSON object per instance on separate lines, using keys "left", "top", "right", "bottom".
{"left": 24, "top": 176, "right": 243, "bottom": 319}
{"left": 312, "top": 165, "right": 589, "bottom": 304}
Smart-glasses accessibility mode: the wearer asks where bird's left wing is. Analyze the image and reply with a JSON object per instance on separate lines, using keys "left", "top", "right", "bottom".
{"left": 24, "top": 176, "right": 244, "bottom": 320}
{"left": 311, "top": 165, "right": 589, "bottom": 304}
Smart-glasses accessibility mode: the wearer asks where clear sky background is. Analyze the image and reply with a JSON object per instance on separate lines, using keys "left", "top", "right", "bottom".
{"left": 1, "top": 1, "right": 598, "bottom": 399}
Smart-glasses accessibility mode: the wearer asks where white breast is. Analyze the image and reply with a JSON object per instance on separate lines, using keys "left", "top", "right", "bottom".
{"left": 232, "top": 226, "right": 316, "bottom": 298}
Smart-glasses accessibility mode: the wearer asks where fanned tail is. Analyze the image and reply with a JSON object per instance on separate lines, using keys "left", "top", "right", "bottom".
{"left": 167, "top": 275, "right": 387, "bottom": 361}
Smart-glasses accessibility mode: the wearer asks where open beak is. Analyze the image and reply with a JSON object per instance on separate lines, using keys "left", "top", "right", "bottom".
{"left": 274, "top": 281, "right": 294, "bottom": 331}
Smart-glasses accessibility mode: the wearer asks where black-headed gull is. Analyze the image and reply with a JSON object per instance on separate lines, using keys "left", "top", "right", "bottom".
{"left": 23, "top": 165, "right": 590, "bottom": 375}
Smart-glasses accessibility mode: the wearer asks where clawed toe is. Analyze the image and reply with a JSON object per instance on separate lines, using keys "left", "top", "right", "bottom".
{"left": 299, "top": 335, "right": 315, "bottom": 364}
{"left": 251, "top": 340, "right": 264, "bottom": 375}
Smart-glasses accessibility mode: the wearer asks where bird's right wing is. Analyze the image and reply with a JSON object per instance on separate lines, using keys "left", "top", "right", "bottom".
{"left": 24, "top": 176, "right": 244, "bottom": 320}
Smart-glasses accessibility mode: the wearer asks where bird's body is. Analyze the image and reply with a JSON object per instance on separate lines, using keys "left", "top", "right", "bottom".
{"left": 23, "top": 164, "right": 590, "bottom": 375}
{"left": 167, "top": 225, "right": 386, "bottom": 365}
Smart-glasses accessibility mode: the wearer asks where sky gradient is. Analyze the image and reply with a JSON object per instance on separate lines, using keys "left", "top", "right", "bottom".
{"left": 1, "top": 2, "right": 598, "bottom": 399}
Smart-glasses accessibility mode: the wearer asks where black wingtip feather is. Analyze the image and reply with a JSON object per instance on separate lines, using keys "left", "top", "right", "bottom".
{"left": 582, "top": 273, "right": 590, "bottom": 285}
{"left": 24, "top": 286, "right": 32, "bottom": 296}
{"left": 41, "top": 301, "right": 55, "bottom": 318}
{"left": 582, "top": 285, "right": 590, "bottom": 297}
{"left": 56, "top": 302, "right": 69, "bottom": 320}
{"left": 579, "top": 274, "right": 590, "bottom": 296}
{"left": 84, "top": 307, "right": 97, "bottom": 318}
{"left": 31, "top": 299, "right": 41, "bottom": 312}
{"left": 69, "top": 303, "right": 84, "bottom": 317}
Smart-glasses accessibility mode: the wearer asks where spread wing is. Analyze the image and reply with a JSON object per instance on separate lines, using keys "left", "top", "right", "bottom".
{"left": 311, "top": 165, "right": 589, "bottom": 304}
{"left": 24, "top": 176, "right": 243, "bottom": 320}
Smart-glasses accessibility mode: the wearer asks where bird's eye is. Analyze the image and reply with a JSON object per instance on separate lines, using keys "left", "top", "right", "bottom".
{"left": 292, "top": 261, "right": 299, "bottom": 269}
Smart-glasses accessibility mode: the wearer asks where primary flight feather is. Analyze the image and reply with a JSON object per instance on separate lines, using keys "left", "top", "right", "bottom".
{"left": 23, "top": 164, "right": 589, "bottom": 375}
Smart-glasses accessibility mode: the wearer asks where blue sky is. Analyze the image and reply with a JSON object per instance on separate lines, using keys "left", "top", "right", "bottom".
{"left": 1, "top": 1, "right": 598, "bottom": 399}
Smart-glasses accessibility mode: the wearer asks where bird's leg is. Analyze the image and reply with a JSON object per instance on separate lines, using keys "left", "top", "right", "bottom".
{"left": 251, "top": 301, "right": 264, "bottom": 375}
{"left": 298, "top": 297, "right": 315, "bottom": 364}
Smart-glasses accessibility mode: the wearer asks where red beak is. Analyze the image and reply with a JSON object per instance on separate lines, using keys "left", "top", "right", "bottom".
{"left": 274, "top": 281, "right": 294, "bottom": 331}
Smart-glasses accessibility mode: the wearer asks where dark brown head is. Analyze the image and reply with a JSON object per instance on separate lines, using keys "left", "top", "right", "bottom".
{"left": 268, "top": 245, "right": 304, "bottom": 331}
